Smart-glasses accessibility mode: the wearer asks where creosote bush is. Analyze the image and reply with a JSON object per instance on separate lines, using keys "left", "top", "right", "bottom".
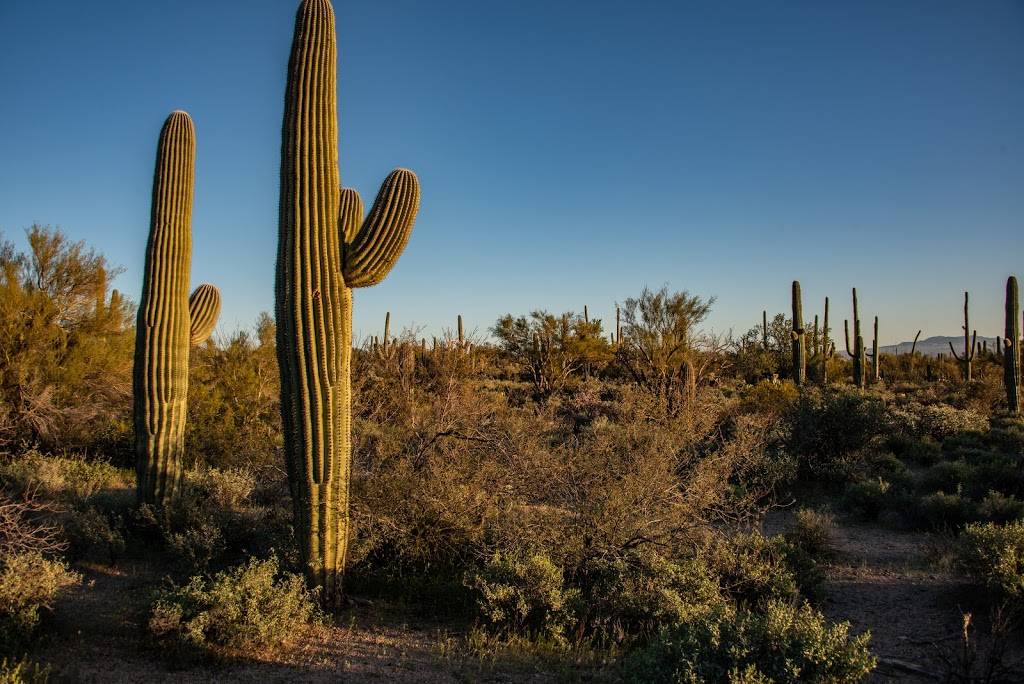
{"left": 958, "top": 521, "right": 1024, "bottom": 601}
{"left": 0, "top": 552, "right": 79, "bottom": 653}
{"left": 622, "top": 600, "right": 876, "bottom": 684}
{"left": 148, "top": 555, "right": 319, "bottom": 654}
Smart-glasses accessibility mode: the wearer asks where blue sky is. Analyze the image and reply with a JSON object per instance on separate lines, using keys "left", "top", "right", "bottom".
{"left": 1, "top": 0, "right": 1022, "bottom": 344}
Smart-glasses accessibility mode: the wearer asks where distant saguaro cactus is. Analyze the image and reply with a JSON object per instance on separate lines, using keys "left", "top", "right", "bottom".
{"left": 814, "top": 297, "right": 834, "bottom": 385}
{"left": 870, "top": 316, "right": 880, "bottom": 383}
{"left": 275, "top": 0, "right": 420, "bottom": 604}
{"left": 949, "top": 291, "right": 977, "bottom": 382}
{"left": 134, "top": 111, "right": 220, "bottom": 506}
{"left": 791, "top": 281, "right": 806, "bottom": 385}
{"left": 458, "top": 314, "right": 465, "bottom": 346}
{"left": 844, "top": 288, "right": 866, "bottom": 388}
{"left": 762, "top": 310, "right": 768, "bottom": 350}
{"left": 1005, "top": 277, "right": 1020, "bottom": 415}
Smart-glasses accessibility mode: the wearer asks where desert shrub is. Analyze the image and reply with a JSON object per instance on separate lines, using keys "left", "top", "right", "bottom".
{"left": 915, "top": 490, "right": 976, "bottom": 530}
{"left": 0, "top": 226, "right": 133, "bottom": 453}
{"left": 740, "top": 380, "right": 799, "bottom": 416}
{"left": 0, "top": 552, "right": 79, "bottom": 653}
{"left": 978, "top": 491, "right": 1024, "bottom": 525}
{"left": 885, "top": 434, "right": 941, "bottom": 466}
{"left": 65, "top": 504, "right": 126, "bottom": 563}
{"left": 572, "top": 547, "right": 724, "bottom": 643}
{"left": 958, "top": 521, "right": 1024, "bottom": 600}
{"left": 468, "top": 551, "right": 578, "bottom": 641}
{"left": 704, "top": 532, "right": 822, "bottom": 606}
{"left": 865, "top": 452, "right": 912, "bottom": 490}
{"left": 986, "top": 418, "right": 1024, "bottom": 457}
{"left": 843, "top": 478, "right": 895, "bottom": 520}
{"left": 918, "top": 460, "right": 973, "bottom": 495}
{"left": 0, "top": 656, "right": 50, "bottom": 684}
{"left": 148, "top": 555, "right": 318, "bottom": 653}
{"left": 914, "top": 404, "right": 988, "bottom": 441}
{"left": 786, "top": 389, "right": 886, "bottom": 479}
{"left": 0, "top": 451, "right": 129, "bottom": 503}
{"left": 622, "top": 600, "right": 875, "bottom": 683}
{"left": 786, "top": 509, "right": 836, "bottom": 558}
{"left": 186, "top": 315, "right": 282, "bottom": 470}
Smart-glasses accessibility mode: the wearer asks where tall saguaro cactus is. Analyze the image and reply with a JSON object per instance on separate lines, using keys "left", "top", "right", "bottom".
{"left": 870, "top": 316, "right": 880, "bottom": 383}
{"left": 1005, "top": 277, "right": 1020, "bottom": 415}
{"left": 134, "top": 111, "right": 221, "bottom": 506}
{"left": 276, "top": 0, "right": 420, "bottom": 604}
{"left": 949, "top": 291, "right": 977, "bottom": 382}
{"left": 791, "top": 281, "right": 806, "bottom": 385}
{"left": 844, "top": 288, "right": 866, "bottom": 388}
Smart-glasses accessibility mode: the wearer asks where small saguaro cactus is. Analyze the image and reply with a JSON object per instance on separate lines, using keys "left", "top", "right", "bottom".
{"left": 790, "top": 281, "right": 806, "bottom": 385}
{"left": 616, "top": 306, "right": 621, "bottom": 345}
{"left": 1005, "top": 277, "right": 1020, "bottom": 415}
{"left": 383, "top": 311, "right": 391, "bottom": 353}
{"left": 134, "top": 111, "right": 221, "bottom": 507}
{"left": 458, "top": 314, "right": 465, "bottom": 346}
{"left": 949, "top": 291, "right": 977, "bottom": 382}
{"left": 844, "top": 288, "right": 866, "bottom": 388}
{"left": 813, "top": 297, "right": 834, "bottom": 385}
{"left": 762, "top": 310, "right": 769, "bottom": 350}
{"left": 275, "top": 0, "right": 421, "bottom": 604}
{"left": 870, "top": 316, "right": 880, "bottom": 382}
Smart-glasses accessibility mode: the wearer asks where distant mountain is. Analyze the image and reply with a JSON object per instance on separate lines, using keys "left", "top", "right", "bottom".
{"left": 880, "top": 335, "right": 1000, "bottom": 357}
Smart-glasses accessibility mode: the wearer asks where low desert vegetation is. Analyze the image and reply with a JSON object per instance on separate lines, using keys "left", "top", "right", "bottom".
{"left": 3, "top": 226, "right": 1023, "bottom": 680}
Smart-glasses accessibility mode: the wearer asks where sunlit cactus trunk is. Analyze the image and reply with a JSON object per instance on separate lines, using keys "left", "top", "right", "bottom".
{"left": 134, "top": 111, "right": 220, "bottom": 507}
{"left": 276, "top": 0, "right": 419, "bottom": 605}
{"left": 1005, "top": 277, "right": 1020, "bottom": 415}
{"left": 844, "top": 288, "right": 866, "bottom": 388}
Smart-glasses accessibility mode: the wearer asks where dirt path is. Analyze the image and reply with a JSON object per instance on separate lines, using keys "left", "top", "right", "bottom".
{"left": 32, "top": 560, "right": 566, "bottom": 683}
{"left": 769, "top": 512, "right": 1023, "bottom": 682}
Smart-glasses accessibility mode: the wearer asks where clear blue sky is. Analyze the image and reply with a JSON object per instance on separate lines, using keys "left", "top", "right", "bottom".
{"left": 1, "top": 0, "right": 1022, "bottom": 344}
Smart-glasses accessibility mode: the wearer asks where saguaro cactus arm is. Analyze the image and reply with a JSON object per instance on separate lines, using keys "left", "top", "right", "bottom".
{"left": 188, "top": 283, "right": 221, "bottom": 346}
{"left": 342, "top": 169, "right": 420, "bottom": 288}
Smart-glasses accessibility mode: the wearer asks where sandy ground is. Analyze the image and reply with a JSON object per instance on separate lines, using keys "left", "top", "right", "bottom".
{"left": 767, "top": 510, "right": 1024, "bottom": 683}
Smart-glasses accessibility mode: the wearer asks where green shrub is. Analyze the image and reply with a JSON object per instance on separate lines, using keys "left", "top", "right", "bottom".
{"left": 741, "top": 381, "right": 799, "bottom": 416}
{"left": 0, "top": 656, "right": 50, "bottom": 684}
{"left": 958, "top": 521, "right": 1024, "bottom": 599}
{"left": 705, "top": 532, "right": 821, "bottom": 605}
{"left": 786, "top": 509, "right": 835, "bottom": 559}
{"left": 914, "top": 404, "right": 988, "bottom": 441}
{"left": 0, "top": 552, "right": 79, "bottom": 652}
{"left": 623, "top": 600, "right": 875, "bottom": 683}
{"left": 978, "top": 491, "right": 1024, "bottom": 525}
{"left": 915, "top": 490, "right": 976, "bottom": 530}
{"left": 148, "top": 555, "right": 319, "bottom": 653}
{"left": 573, "top": 548, "right": 724, "bottom": 643}
{"left": 918, "top": 460, "right": 973, "bottom": 495}
{"left": 468, "top": 551, "right": 578, "bottom": 641}
{"left": 885, "top": 434, "right": 941, "bottom": 466}
{"left": 843, "top": 478, "right": 894, "bottom": 520}
{"left": 786, "top": 390, "right": 885, "bottom": 479}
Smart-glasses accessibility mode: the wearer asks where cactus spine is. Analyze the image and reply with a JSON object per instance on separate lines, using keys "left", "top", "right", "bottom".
{"left": 948, "top": 291, "right": 977, "bottom": 382}
{"left": 275, "top": 0, "right": 420, "bottom": 604}
{"left": 790, "top": 281, "right": 806, "bottom": 385}
{"left": 1005, "top": 277, "right": 1020, "bottom": 415}
{"left": 134, "top": 111, "right": 220, "bottom": 506}
{"left": 844, "top": 288, "right": 866, "bottom": 388}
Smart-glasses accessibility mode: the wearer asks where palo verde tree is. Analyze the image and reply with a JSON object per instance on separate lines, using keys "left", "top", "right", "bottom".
{"left": 615, "top": 286, "right": 714, "bottom": 416}
{"left": 0, "top": 226, "right": 133, "bottom": 449}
